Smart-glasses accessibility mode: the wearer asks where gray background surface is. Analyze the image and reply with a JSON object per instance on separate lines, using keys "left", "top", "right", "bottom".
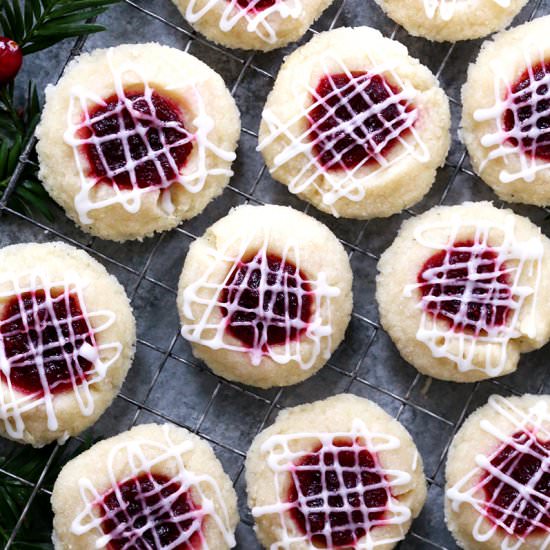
{"left": 3, "top": 0, "right": 550, "bottom": 548}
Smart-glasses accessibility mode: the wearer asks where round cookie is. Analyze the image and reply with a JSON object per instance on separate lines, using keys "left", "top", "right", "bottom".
{"left": 36, "top": 43, "right": 240, "bottom": 242}
{"left": 374, "top": 0, "right": 528, "bottom": 42}
{"left": 376, "top": 202, "right": 550, "bottom": 382}
{"left": 52, "top": 423, "right": 238, "bottom": 549}
{"left": 172, "top": 0, "right": 334, "bottom": 51}
{"left": 258, "top": 26, "right": 450, "bottom": 220}
{"left": 462, "top": 16, "right": 550, "bottom": 206}
{"left": 178, "top": 204, "right": 352, "bottom": 388}
{"left": 0, "top": 242, "right": 135, "bottom": 447}
{"left": 246, "top": 393, "right": 427, "bottom": 549}
{"left": 445, "top": 393, "right": 550, "bottom": 549}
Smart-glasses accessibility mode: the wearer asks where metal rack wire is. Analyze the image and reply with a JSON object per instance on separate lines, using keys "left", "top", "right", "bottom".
{"left": 0, "top": 0, "right": 549, "bottom": 548}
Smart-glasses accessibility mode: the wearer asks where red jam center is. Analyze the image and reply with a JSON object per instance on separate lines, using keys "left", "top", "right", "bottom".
{"left": 82, "top": 90, "right": 193, "bottom": 190}
{"left": 503, "top": 61, "right": 550, "bottom": 161}
{"left": 99, "top": 473, "right": 202, "bottom": 550}
{"left": 287, "top": 438, "right": 389, "bottom": 548}
{"left": 0, "top": 290, "right": 95, "bottom": 396}
{"left": 234, "top": 0, "right": 276, "bottom": 11}
{"left": 308, "top": 71, "right": 414, "bottom": 171}
{"left": 219, "top": 253, "right": 314, "bottom": 350}
{"left": 482, "top": 431, "right": 550, "bottom": 537}
{"left": 417, "top": 240, "right": 512, "bottom": 335}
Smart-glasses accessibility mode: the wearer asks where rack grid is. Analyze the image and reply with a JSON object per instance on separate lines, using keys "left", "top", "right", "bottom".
{"left": 1, "top": 0, "right": 549, "bottom": 548}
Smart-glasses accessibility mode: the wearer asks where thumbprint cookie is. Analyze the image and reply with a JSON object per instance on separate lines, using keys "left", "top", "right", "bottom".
{"left": 377, "top": 202, "right": 550, "bottom": 383}
{"left": 0, "top": 242, "right": 135, "bottom": 447}
{"left": 172, "top": 0, "right": 334, "bottom": 51}
{"left": 462, "top": 16, "right": 550, "bottom": 206}
{"left": 177, "top": 204, "right": 353, "bottom": 388}
{"left": 36, "top": 43, "right": 240, "bottom": 242}
{"left": 446, "top": 394, "right": 550, "bottom": 549}
{"left": 258, "top": 26, "right": 450, "bottom": 220}
{"left": 246, "top": 393, "right": 427, "bottom": 549}
{"left": 374, "top": 0, "right": 528, "bottom": 42}
{"left": 52, "top": 423, "right": 238, "bottom": 549}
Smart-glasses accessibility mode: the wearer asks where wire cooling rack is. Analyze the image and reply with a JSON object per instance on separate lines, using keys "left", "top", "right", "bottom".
{"left": 1, "top": 0, "right": 550, "bottom": 548}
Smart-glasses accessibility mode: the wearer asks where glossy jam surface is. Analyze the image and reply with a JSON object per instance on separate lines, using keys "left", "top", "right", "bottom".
{"left": 482, "top": 431, "right": 550, "bottom": 536}
{"left": 417, "top": 240, "right": 512, "bottom": 334}
{"left": 503, "top": 61, "right": 550, "bottom": 161}
{"left": 82, "top": 90, "right": 192, "bottom": 190}
{"left": 220, "top": 253, "right": 314, "bottom": 349}
{"left": 0, "top": 290, "right": 95, "bottom": 395}
{"left": 287, "top": 438, "right": 389, "bottom": 548}
{"left": 100, "top": 473, "right": 202, "bottom": 549}
{"left": 308, "top": 71, "right": 414, "bottom": 171}
{"left": 234, "top": 0, "right": 276, "bottom": 11}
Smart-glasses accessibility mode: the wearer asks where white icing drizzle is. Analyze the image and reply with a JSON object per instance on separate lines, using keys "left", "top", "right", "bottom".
{"left": 447, "top": 394, "right": 550, "bottom": 548}
{"left": 252, "top": 418, "right": 413, "bottom": 549}
{"left": 422, "top": 0, "right": 511, "bottom": 21}
{"left": 403, "top": 213, "right": 543, "bottom": 377}
{"left": 181, "top": 231, "right": 340, "bottom": 369}
{"left": 0, "top": 271, "right": 121, "bottom": 441}
{"left": 184, "top": 0, "right": 302, "bottom": 45}
{"left": 473, "top": 42, "right": 550, "bottom": 183}
{"left": 258, "top": 53, "right": 429, "bottom": 217}
{"left": 64, "top": 48, "right": 236, "bottom": 224}
{"left": 71, "top": 424, "right": 236, "bottom": 549}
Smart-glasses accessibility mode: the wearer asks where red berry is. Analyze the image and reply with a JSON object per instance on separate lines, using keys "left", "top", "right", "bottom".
{"left": 0, "top": 37, "right": 22, "bottom": 84}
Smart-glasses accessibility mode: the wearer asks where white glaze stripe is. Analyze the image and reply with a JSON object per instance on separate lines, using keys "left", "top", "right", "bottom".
{"left": 64, "top": 48, "right": 236, "bottom": 224}
{"left": 72, "top": 425, "right": 236, "bottom": 549}
{"left": 474, "top": 44, "right": 550, "bottom": 183}
{"left": 0, "top": 272, "right": 120, "bottom": 441}
{"left": 447, "top": 395, "right": 550, "bottom": 549}
{"left": 258, "top": 54, "right": 429, "bottom": 217}
{"left": 181, "top": 232, "right": 340, "bottom": 369}
{"left": 252, "top": 419, "right": 413, "bottom": 549}
{"left": 422, "top": 0, "right": 511, "bottom": 20}
{"left": 403, "top": 214, "right": 543, "bottom": 376}
{"left": 185, "top": 0, "right": 302, "bottom": 45}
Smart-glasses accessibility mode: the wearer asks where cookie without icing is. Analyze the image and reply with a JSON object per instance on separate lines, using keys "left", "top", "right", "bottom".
{"left": 374, "top": 0, "right": 528, "bottom": 42}
{"left": 177, "top": 204, "right": 353, "bottom": 388}
{"left": 376, "top": 202, "right": 550, "bottom": 383}
{"left": 0, "top": 242, "right": 135, "bottom": 447}
{"left": 36, "top": 43, "right": 240, "bottom": 242}
{"left": 52, "top": 423, "right": 238, "bottom": 549}
{"left": 462, "top": 16, "right": 550, "bottom": 206}
{"left": 258, "top": 26, "right": 450, "bottom": 220}
{"left": 172, "top": 0, "right": 334, "bottom": 51}
{"left": 446, "top": 394, "right": 550, "bottom": 550}
{"left": 246, "top": 394, "right": 427, "bottom": 549}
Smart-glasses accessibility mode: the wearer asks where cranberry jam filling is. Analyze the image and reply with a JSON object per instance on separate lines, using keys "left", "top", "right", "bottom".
{"left": 417, "top": 240, "right": 512, "bottom": 334}
{"left": 100, "top": 473, "right": 202, "bottom": 550}
{"left": 0, "top": 289, "right": 95, "bottom": 396}
{"left": 308, "top": 71, "right": 414, "bottom": 171}
{"left": 82, "top": 90, "right": 192, "bottom": 190}
{"left": 220, "top": 253, "right": 314, "bottom": 350}
{"left": 503, "top": 61, "right": 550, "bottom": 161}
{"left": 287, "top": 438, "right": 389, "bottom": 548}
{"left": 234, "top": 0, "right": 276, "bottom": 12}
{"left": 482, "top": 431, "right": 550, "bottom": 537}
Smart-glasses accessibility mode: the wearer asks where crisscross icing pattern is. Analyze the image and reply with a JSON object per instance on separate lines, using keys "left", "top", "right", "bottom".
{"left": 181, "top": 232, "right": 340, "bottom": 369}
{"left": 71, "top": 425, "right": 236, "bottom": 549}
{"left": 65, "top": 48, "right": 236, "bottom": 224}
{"left": 252, "top": 419, "right": 414, "bottom": 549}
{"left": 403, "top": 214, "right": 543, "bottom": 376}
{"left": 447, "top": 395, "right": 550, "bottom": 549}
{"left": 474, "top": 43, "right": 550, "bottom": 183}
{"left": 422, "top": 0, "right": 511, "bottom": 20}
{"left": 258, "top": 53, "right": 429, "bottom": 216}
{"left": 184, "top": 0, "right": 301, "bottom": 45}
{"left": 0, "top": 272, "right": 120, "bottom": 441}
